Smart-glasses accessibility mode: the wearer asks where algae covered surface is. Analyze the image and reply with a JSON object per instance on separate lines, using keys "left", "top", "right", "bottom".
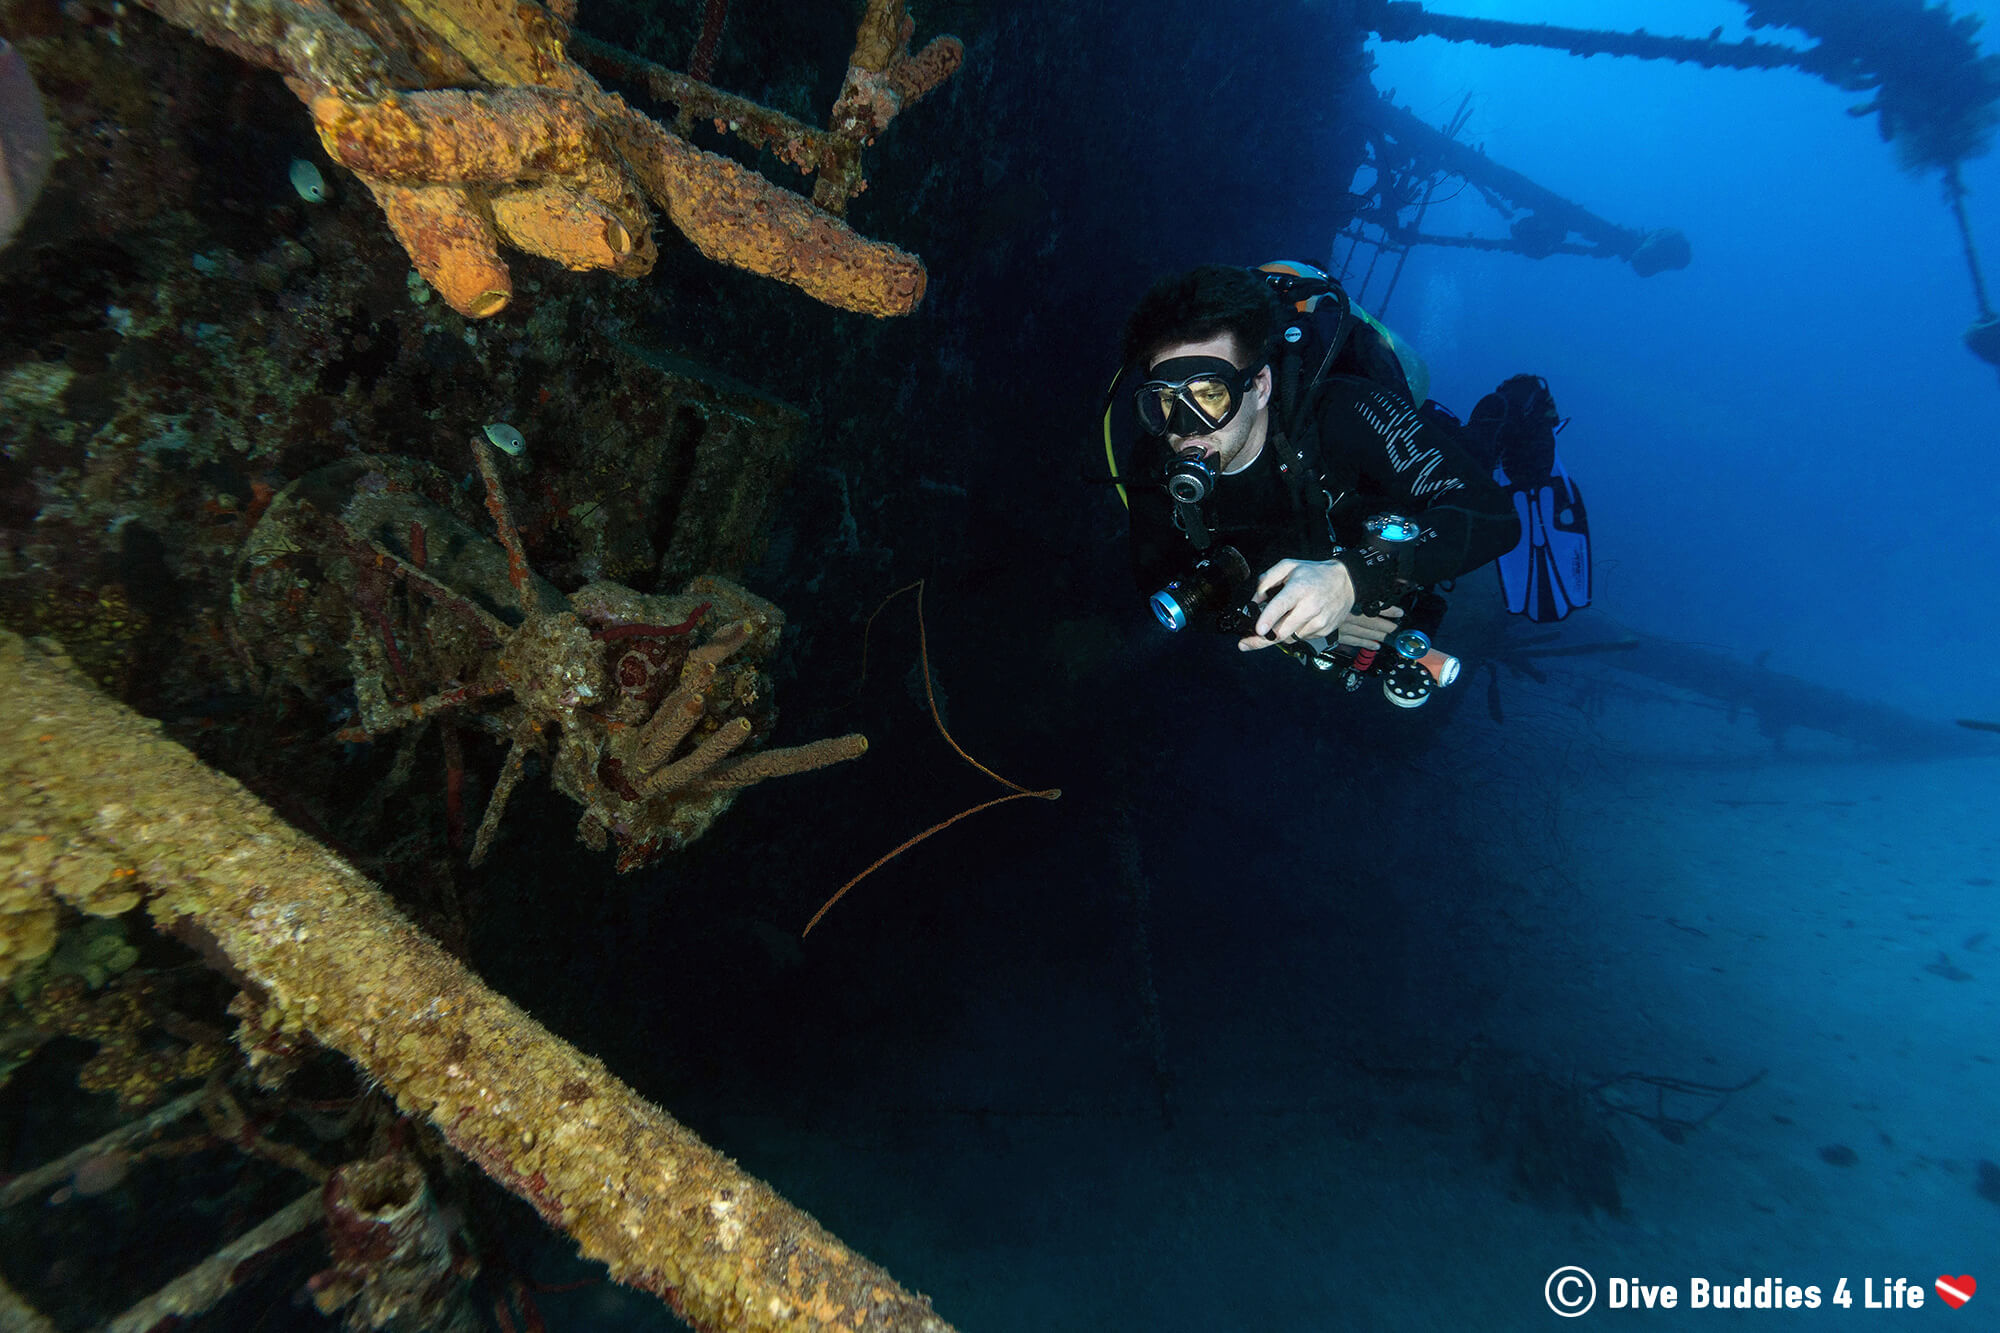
{"left": 1, "top": 629, "right": 951, "bottom": 1332}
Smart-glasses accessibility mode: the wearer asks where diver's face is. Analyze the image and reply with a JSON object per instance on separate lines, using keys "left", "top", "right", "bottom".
{"left": 1148, "top": 334, "right": 1271, "bottom": 473}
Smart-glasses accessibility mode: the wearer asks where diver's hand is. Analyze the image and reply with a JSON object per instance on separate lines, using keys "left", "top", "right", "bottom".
{"left": 1335, "top": 605, "right": 1405, "bottom": 649}
{"left": 1239, "top": 559, "right": 1357, "bottom": 651}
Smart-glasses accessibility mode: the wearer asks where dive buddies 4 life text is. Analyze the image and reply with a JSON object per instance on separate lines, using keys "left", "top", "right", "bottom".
{"left": 1543, "top": 1269, "right": 1976, "bottom": 1317}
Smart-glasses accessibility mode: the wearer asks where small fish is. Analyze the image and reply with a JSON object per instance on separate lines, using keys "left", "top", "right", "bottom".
{"left": 482, "top": 422, "right": 527, "bottom": 456}
{"left": 0, "top": 38, "right": 53, "bottom": 251}
{"left": 1924, "top": 953, "right": 1974, "bottom": 982}
{"left": 289, "top": 157, "right": 330, "bottom": 203}
{"left": 1978, "top": 1158, "right": 2000, "bottom": 1205}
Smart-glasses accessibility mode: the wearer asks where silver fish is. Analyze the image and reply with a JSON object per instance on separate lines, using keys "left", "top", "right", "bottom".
{"left": 482, "top": 422, "right": 527, "bottom": 456}
{"left": 289, "top": 157, "right": 329, "bottom": 204}
{"left": 0, "top": 38, "right": 52, "bottom": 252}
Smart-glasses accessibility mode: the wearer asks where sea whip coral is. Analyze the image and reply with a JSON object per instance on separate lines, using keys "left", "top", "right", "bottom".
{"left": 687, "top": 0, "right": 728, "bottom": 84}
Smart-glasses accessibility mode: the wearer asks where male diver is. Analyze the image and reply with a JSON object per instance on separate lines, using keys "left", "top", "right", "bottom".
{"left": 1117, "top": 264, "right": 1519, "bottom": 670}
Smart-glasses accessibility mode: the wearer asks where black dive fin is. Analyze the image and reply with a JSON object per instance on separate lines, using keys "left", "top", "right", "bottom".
{"left": 1494, "top": 451, "right": 1590, "bottom": 623}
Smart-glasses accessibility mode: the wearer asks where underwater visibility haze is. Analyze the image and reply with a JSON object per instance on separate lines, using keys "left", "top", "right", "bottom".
{"left": 0, "top": 0, "right": 1996, "bottom": 1329}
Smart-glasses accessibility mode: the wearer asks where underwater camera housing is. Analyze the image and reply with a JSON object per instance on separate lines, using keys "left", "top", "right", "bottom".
{"left": 1312, "top": 588, "right": 1459, "bottom": 707}
{"left": 1368, "top": 625, "right": 1462, "bottom": 708}
{"left": 1150, "top": 545, "right": 1258, "bottom": 636}
{"left": 1150, "top": 549, "right": 1461, "bottom": 708}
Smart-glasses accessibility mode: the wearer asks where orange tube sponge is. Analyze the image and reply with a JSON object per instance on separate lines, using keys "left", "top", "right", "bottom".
{"left": 363, "top": 176, "right": 512, "bottom": 318}
{"left": 889, "top": 36, "right": 964, "bottom": 105}
{"left": 702, "top": 733, "right": 870, "bottom": 790}
{"left": 622, "top": 125, "right": 925, "bottom": 317}
{"left": 313, "top": 88, "right": 655, "bottom": 278}
{"left": 830, "top": 0, "right": 964, "bottom": 144}
{"left": 490, "top": 182, "right": 654, "bottom": 276}
{"left": 311, "top": 88, "right": 610, "bottom": 189}
{"left": 395, "top": 0, "right": 581, "bottom": 92}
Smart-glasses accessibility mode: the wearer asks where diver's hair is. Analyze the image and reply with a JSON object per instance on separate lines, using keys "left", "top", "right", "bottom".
{"left": 1120, "top": 265, "right": 1282, "bottom": 371}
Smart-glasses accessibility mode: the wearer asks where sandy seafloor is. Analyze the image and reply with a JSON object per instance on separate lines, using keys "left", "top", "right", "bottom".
{"left": 520, "top": 678, "right": 1999, "bottom": 1333}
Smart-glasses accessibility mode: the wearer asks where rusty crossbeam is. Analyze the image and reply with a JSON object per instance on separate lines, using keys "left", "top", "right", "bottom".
{"left": 0, "top": 631, "right": 956, "bottom": 1333}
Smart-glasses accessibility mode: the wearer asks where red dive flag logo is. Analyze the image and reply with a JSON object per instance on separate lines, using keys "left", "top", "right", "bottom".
{"left": 1934, "top": 1276, "right": 1976, "bottom": 1309}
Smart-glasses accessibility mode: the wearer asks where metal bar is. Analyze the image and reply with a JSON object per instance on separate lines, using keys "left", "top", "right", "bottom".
{"left": 0, "top": 1088, "right": 210, "bottom": 1210}
{"left": 0, "top": 631, "right": 958, "bottom": 1333}
{"left": 1946, "top": 164, "right": 1994, "bottom": 319}
{"left": 102, "top": 1190, "right": 326, "bottom": 1333}
{"left": 1370, "top": 3, "right": 1830, "bottom": 77}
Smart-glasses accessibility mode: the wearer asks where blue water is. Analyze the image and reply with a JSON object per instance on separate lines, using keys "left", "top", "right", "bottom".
{"left": 515, "top": 8, "right": 2000, "bottom": 1325}
{"left": 9, "top": 4, "right": 1997, "bottom": 1329}
{"left": 1369, "top": 0, "right": 2000, "bottom": 724}
{"left": 650, "top": 7, "right": 2000, "bottom": 1329}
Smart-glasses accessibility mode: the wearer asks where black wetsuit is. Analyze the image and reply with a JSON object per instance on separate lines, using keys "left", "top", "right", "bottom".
{"left": 1129, "top": 376, "right": 1521, "bottom": 612}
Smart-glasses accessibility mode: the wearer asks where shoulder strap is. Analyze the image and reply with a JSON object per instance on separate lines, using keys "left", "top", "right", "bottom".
{"left": 1309, "top": 283, "right": 1355, "bottom": 395}
{"left": 1267, "top": 415, "right": 1339, "bottom": 558}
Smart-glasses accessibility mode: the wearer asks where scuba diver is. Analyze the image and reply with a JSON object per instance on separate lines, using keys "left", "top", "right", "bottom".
{"left": 1463, "top": 374, "right": 1591, "bottom": 623}
{"left": 1105, "top": 263, "right": 1520, "bottom": 706}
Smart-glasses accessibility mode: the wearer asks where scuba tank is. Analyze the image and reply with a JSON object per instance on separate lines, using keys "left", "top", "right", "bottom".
{"left": 1257, "top": 259, "right": 1430, "bottom": 417}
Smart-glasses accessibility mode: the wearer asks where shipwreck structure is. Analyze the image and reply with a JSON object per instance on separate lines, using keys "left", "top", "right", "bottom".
{"left": 2, "top": 0, "right": 1996, "bottom": 1329}
{"left": 3, "top": 0, "right": 976, "bottom": 1323}
{"left": 1353, "top": 0, "right": 2000, "bottom": 369}
{"left": 136, "top": 0, "right": 957, "bottom": 319}
{"left": 0, "top": 629, "right": 950, "bottom": 1333}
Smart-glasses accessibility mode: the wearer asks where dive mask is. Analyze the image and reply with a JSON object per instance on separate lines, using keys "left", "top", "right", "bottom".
{"left": 1135, "top": 356, "right": 1264, "bottom": 438}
